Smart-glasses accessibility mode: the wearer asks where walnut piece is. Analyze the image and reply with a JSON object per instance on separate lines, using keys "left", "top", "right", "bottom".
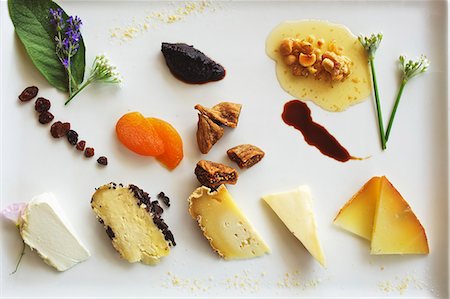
{"left": 196, "top": 114, "right": 224, "bottom": 154}
{"left": 227, "top": 144, "right": 265, "bottom": 168}
{"left": 194, "top": 102, "right": 242, "bottom": 128}
{"left": 194, "top": 160, "right": 238, "bottom": 189}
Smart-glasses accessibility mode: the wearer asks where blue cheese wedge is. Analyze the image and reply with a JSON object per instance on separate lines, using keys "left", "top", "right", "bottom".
{"left": 19, "top": 193, "right": 90, "bottom": 271}
{"left": 263, "top": 186, "right": 326, "bottom": 266}
{"left": 188, "top": 185, "right": 270, "bottom": 260}
{"left": 91, "top": 183, "right": 175, "bottom": 265}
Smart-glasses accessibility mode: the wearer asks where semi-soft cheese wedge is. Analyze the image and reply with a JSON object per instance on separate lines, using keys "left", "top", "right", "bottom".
{"left": 333, "top": 177, "right": 381, "bottom": 240}
{"left": 188, "top": 185, "right": 270, "bottom": 259}
{"left": 371, "top": 177, "right": 429, "bottom": 254}
{"left": 263, "top": 186, "right": 326, "bottom": 266}
{"left": 334, "top": 176, "right": 429, "bottom": 255}
{"left": 19, "top": 193, "right": 90, "bottom": 271}
{"left": 91, "top": 183, "right": 174, "bottom": 265}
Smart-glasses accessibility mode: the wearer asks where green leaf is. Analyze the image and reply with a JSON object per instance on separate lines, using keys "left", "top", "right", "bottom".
{"left": 8, "top": 0, "right": 85, "bottom": 92}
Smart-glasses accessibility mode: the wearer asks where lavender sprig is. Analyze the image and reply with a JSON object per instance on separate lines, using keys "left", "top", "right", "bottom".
{"left": 359, "top": 33, "right": 386, "bottom": 150}
{"left": 65, "top": 54, "right": 122, "bottom": 105}
{"left": 49, "top": 8, "right": 82, "bottom": 95}
{"left": 385, "top": 55, "right": 429, "bottom": 141}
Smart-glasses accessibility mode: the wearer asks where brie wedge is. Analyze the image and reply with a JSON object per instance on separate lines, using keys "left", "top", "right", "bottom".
{"left": 19, "top": 193, "right": 90, "bottom": 271}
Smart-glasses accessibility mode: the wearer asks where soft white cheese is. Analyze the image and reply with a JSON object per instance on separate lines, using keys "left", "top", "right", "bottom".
{"left": 263, "top": 186, "right": 326, "bottom": 266}
{"left": 19, "top": 193, "right": 90, "bottom": 271}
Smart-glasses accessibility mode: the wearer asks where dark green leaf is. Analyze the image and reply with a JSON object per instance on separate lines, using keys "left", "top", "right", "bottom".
{"left": 8, "top": 0, "right": 85, "bottom": 92}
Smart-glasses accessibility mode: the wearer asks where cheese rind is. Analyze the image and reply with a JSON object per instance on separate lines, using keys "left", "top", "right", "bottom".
{"left": 19, "top": 193, "right": 90, "bottom": 271}
{"left": 91, "top": 184, "right": 170, "bottom": 265}
{"left": 188, "top": 185, "right": 270, "bottom": 260}
{"left": 371, "top": 177, "right": 429, "bottom": 254}
{"left": 263, "top": 186, "right": 326, "bottom": 266}
{"left": 333, "top": 177, "right": 381, "bottom": 240}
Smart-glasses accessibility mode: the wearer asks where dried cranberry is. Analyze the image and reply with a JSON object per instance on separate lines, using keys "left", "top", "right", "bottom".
{"left": 19, "top": 86, "right": 38, "bottom": 102}
{"left": 34, "top": 97, "right": 51, "bottom": 112}
{"left": 50, "top": 121, "right": 71, "bottom": 138}
{"left": 85, "top": 147, "right": 95, "bottom": 157}
{"left": 97, "top": 156, "right": 108, "bottom": 165}
{"left": 67, "top": 130, "right": 79, "bottom": 145}
{"left": 38, "top": 111, "right": 54, "bottom": 124}
{"left": 76, "top": 140, "right": 86, "bottom": 151}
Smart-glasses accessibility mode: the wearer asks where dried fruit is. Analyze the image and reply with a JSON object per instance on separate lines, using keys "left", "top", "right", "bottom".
{"left": 38, "top": 111, "right": 54, "bottom": 124}
{"left": 85, "top": 147, "right": 95, "bottom": 158}
{"left": 194, "top": 160, "right": 238, "bottom": 189}
{"left": 194, "top": 102, "right": 242, "bottom": 128}
{"left": 196, "top": 114, "right": 224, "bottom": 154}
{"left": 67, "top": 130, "right": 79, "bottom": 145}
{"left": 76, "top": 140, "right": 86, "bottom": 151}
{"left": 227, "top": 144, "right": 265, "bottom": 168}
{"left": 116, "top": 112, "right": 164, "bottom": 156}
{"left": 147, "top": 117, "right": 184, "bottom": 170}
{"left": 157, "top": 192, "right": 170, "bottom": 207}
{"left": 34, "top": 98, "right": 51, "bottom": 112}
{"left": 161, "top": 42, "right": 226, "bottom": 84}
{"left": 50, "top": 121, "right": 71, "bottom": 138}
{"left": 97, "top": 156, "right": 108, "bottom": 165}
{"left": 19, "top": 86, "right": 38, "bottom": 102}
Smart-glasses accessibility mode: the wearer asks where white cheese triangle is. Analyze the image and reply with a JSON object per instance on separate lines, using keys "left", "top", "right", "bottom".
{"left": 19, "top": 193, "right": 90, "bottom": 271}
{"left": 263, "top": 186, "right": 326, "bottom": 266}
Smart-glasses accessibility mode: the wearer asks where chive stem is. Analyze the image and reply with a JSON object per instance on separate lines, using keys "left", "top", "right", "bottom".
{"left": 369, "top": 57, "right": 386, "bottom": 150}
{"left": 385, "top": 79, "right": 407, "bottom": 142}
{"left": 10, "top": 240, "right": 26, "bottom": 275}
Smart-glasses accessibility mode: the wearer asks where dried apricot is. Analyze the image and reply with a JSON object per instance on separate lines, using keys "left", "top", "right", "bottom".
{"left": 116, "top": 112, "right": 164, "bottom": 156}
{"left": 147, "top": 117, "right": 183, "bottom": 170}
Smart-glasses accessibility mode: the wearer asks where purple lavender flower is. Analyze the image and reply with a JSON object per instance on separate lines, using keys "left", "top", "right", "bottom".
{"left": 49, "top": 8, "right": 83, "bottom": 81}
{"left": 49, "top": 8, "right": 64, "bottom": 31}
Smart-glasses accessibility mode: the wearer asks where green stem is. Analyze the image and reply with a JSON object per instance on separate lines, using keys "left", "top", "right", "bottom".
{"left": 10, "top": 240, "right": 25, "bottom": 275}
{"left": 369, "top": 57, "right": 386, "bottom": 150}
{"left": 65, "top": 77, "right": 94, "bottom": 105}
{"left": 385, "top": 79, "right": 407, "bottom": 142}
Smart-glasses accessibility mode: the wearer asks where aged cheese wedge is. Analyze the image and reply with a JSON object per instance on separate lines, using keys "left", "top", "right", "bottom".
{"left": 333, "top": 177, "right": 381, "bottom": 240}
{"left": 19, "top": 193, "right": 90, "bottom": 271}
{"left": 263, "top": 186, "right": 326, "bottom": 266}
{"left": 371, "top": 177, "right": 429, "bottom": 254}
{"left": 334, "top": 176, "right": 429, "bottom": 255}
{"left": 91, "top": 183, "right": 174, "bottom": 265}
{"left": 188, "top": 185, "right": 270, "bottom": 259}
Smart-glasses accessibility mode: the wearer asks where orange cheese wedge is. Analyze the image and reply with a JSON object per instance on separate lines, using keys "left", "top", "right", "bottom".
{"left": 334, "top": 176, "right": 429, "bottom": 255}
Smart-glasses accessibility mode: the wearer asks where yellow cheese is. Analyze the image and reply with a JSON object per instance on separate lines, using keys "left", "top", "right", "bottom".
{"left": 333, "top": 176, "right": 429, "bottom": 255}
{"left": 263, "top": 186, "right": 326, "bottom": 266}
{"left": 91, "top": 184, "right": 170, "bottom": 264}
{"left": 371, "top": 177, "right": 429, "bottom": 254}
{"left": 188, "top": 185, "right": 270, "bottom": 260}
{"left": 333, "top": 177, "right": 380, "bottom": 240}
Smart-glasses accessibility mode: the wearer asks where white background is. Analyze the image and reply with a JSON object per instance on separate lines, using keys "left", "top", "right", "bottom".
{"left": 0, "top": 0, "right": 448, "bottom": 298}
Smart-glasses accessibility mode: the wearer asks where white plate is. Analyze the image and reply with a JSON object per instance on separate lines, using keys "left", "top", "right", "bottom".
{"left": 1, "top": 1, "right": 448, "bottom": 298}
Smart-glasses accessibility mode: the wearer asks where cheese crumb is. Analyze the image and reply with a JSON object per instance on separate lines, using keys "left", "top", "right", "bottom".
{"left": 110, "top": 1, "right": 217, "bottom": 43}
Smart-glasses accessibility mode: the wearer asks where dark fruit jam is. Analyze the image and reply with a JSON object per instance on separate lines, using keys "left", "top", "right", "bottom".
{"left": 161, "top": 43, "right": 226, "bottom": 84}
{"left": 282, "top": 100, "right": 357, "bottom": 162}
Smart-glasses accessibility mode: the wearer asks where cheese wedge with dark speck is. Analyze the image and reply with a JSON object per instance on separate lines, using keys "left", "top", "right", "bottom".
{"left": 188, "top": 185, "right": 269, "bottom": 259}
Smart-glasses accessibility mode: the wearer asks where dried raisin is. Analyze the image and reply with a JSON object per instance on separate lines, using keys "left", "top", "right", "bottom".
{"left": 76, "top": 140, "right": 86, "bottom": 151}
{"left": 85, "top": 147, "right": 95, "bottom": 157}
{"left": 67, "top": 130, "right": 79, "bottom": 145}
{"left": 50, "top": 121, "right": 71, "bottom": 138}
{"left": 19, "top": 86, "right": 38, "bottom": 102}
{"left": 97, "top": 156, "right": 108, "bottom": 165}
{"left": 38, "top": 111, "right": 54, "bottom": 124}
{"left": 34, "top": 98, "right": 51, "bottom": 112}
